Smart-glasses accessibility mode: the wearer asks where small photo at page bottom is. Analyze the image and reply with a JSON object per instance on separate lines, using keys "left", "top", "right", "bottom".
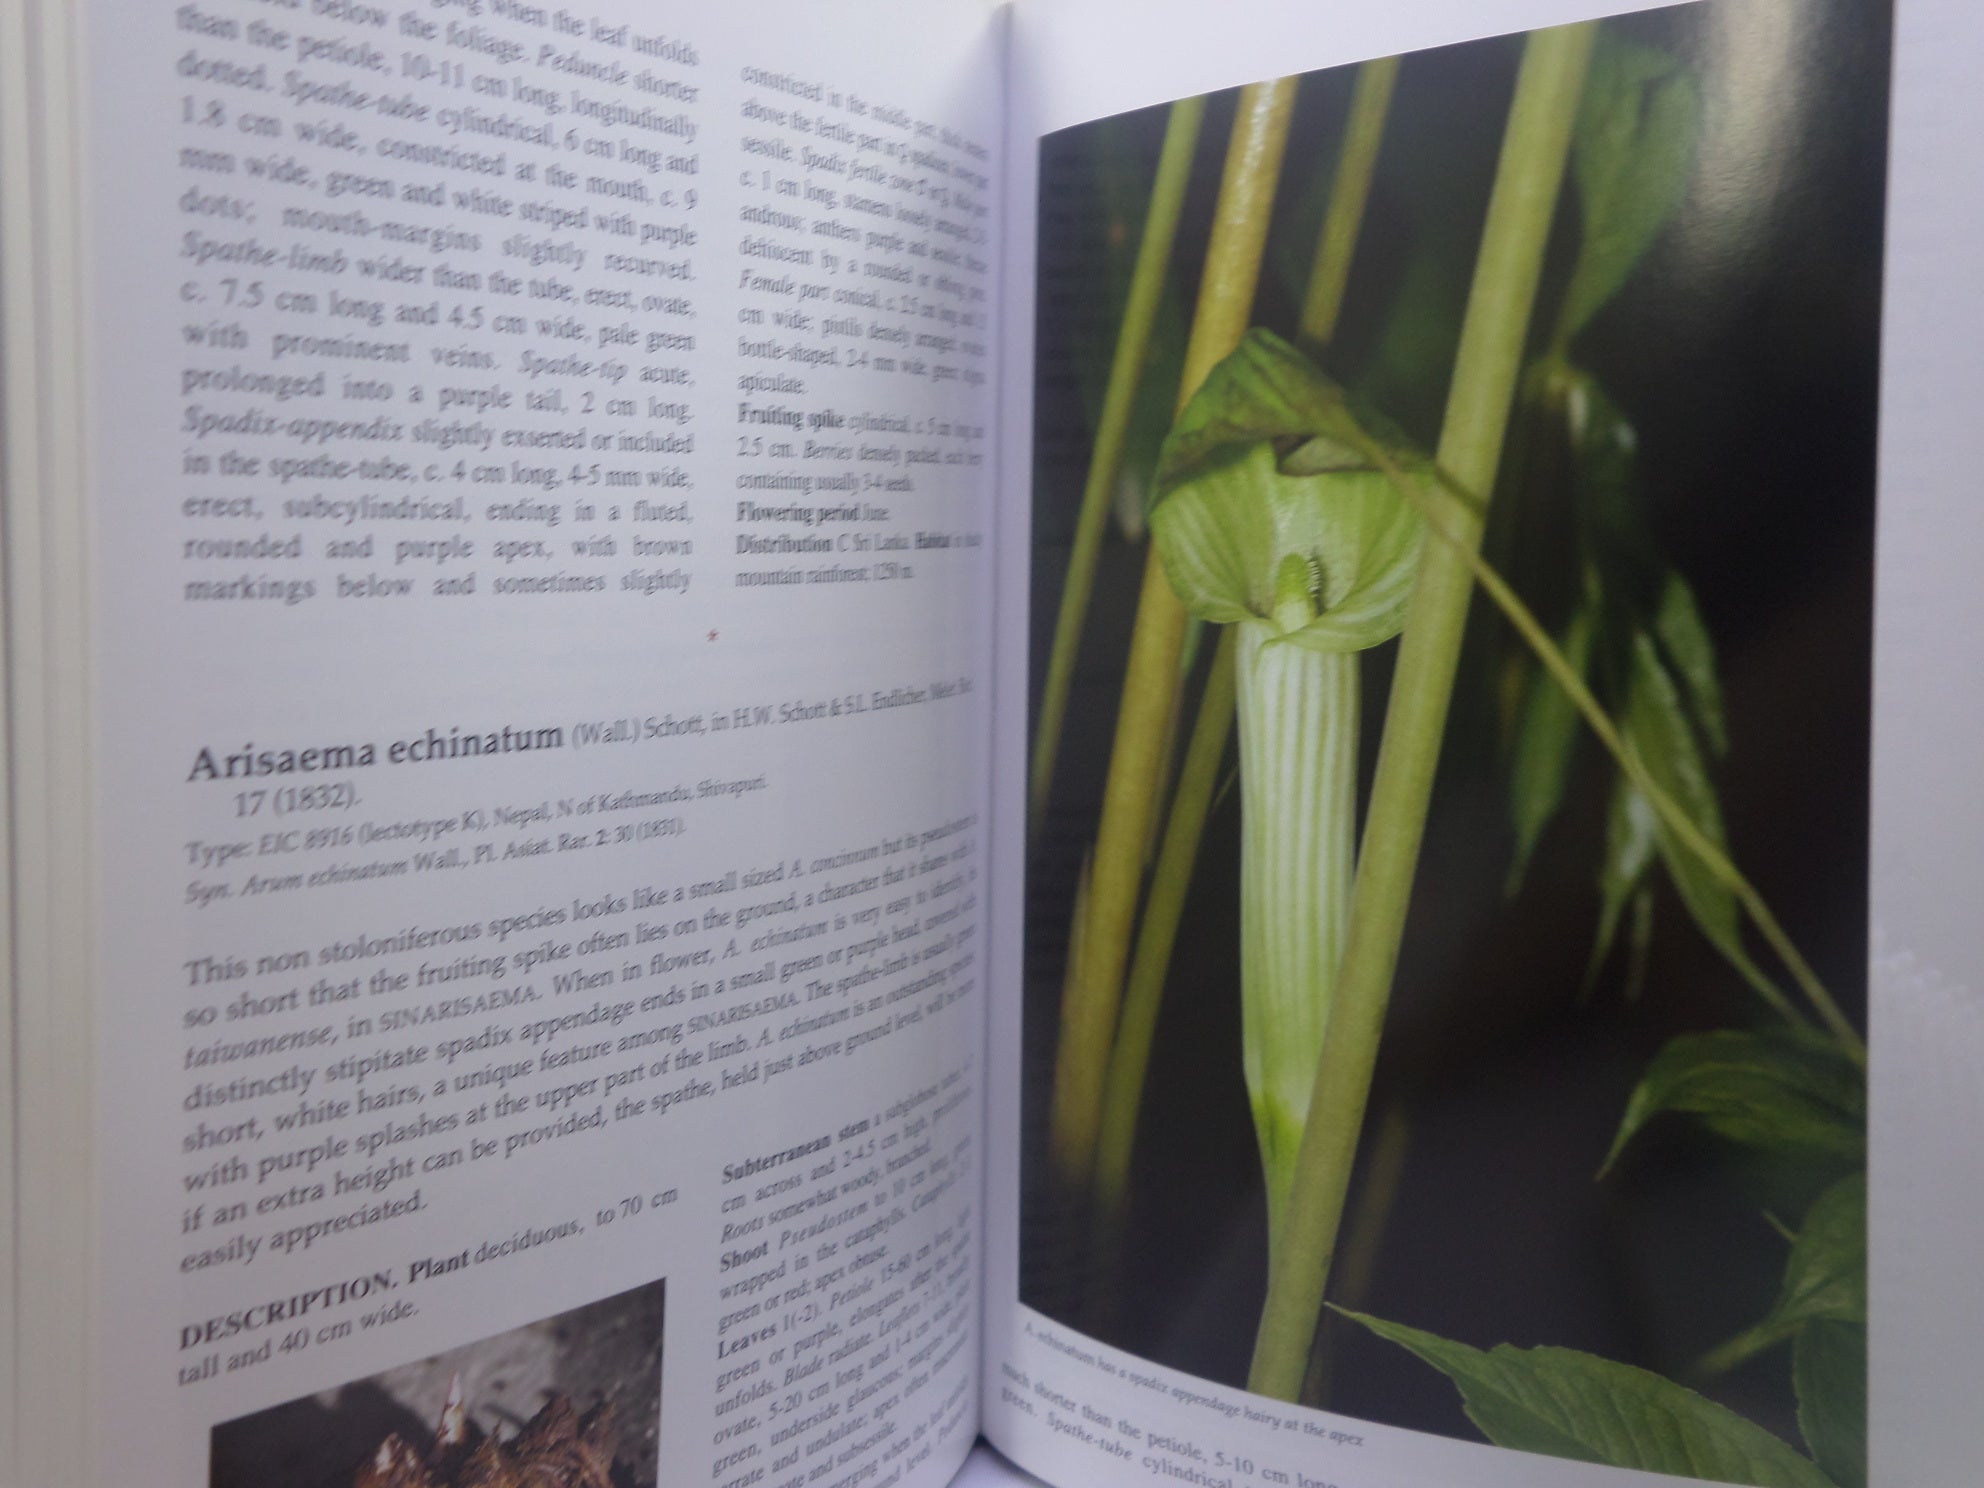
{"left": 1020, "top": 1, "right": 1883, "bottom": 1485}
{"left": 207, "top": 1278, "right": 666, "bottom": 1487}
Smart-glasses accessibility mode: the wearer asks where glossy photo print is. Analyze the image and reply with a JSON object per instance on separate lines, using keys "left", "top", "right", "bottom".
{"left": 1021, "top": 3, "right": 1886, "bottom": 1483}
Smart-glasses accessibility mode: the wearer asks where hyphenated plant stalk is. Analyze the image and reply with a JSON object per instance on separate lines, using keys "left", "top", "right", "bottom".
{"left": 1247, "top": 22, "right": 1597, "bottom": 1401}
{"left": 1087, "top": 61, "right": 1402, "bottom": 1248}
{"left": 1030, "top": 98, "right": 1207, "bottom": 842}
{"left": 1047, "top": 79, "right": 1298, "bottom": 1198}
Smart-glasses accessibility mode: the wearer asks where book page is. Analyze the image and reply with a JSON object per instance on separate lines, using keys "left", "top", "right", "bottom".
{"left": 987, "top": 1, "right": 1979, "bottom": 1485}
{"left": 73, "top": 0, "right": 1000, "bottom": 1483}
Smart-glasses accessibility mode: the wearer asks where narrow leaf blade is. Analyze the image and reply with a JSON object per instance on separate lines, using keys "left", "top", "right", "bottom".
{"left": 1621, "top": 631, "right": 1762, "bottom": 989}
{"left": 1508, "top": 603, "right": 1597, "bottom": 889}
{"left": 1591, "top": 772, "right": 1658, "bottom": 981}
{"left": 1653, "top": 571, "right": 1728, "bottom": 756}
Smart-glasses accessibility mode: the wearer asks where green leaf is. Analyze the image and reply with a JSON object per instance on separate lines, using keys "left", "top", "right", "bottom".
{"left": 1620, "top": 630, "right": 1782, "bottom": 1000}
{"left": 1600, "top": 1031, "right": 1866, "bottom": 1176}
{"left": 1794, "top": 1323, "right": 1866, "bottom": 1488}
{"left": 1653, "top": 571, "right": 1728, "bottom": 756}
{"left": 1562, "top": 368, "right": 1657, "bottom": 581}
{"left": 1336, "top": 1308, "right": 1838, "bottom": 1487}
{"left": 1150, "top": 332, "right": 1423, "bottom": 653}
{"left": 1708, "top": 1175, "right": 1867, "bottom": 1372}
{"left": 1556, "top": 35, "right": 1702, "bottom": 347}
{"left": 1590, "top": 771, "right": 1658, "bottom": 982}
{"left": 1508, "top": 601, "right": 1597, "bottom": 890}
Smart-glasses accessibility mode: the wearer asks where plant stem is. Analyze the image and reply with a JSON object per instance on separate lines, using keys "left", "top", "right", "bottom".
{"left": 1086, "top": 63, "right": 1402, "bottom": 1244}
{"left": 1299, "top": 55, "right": 1400, "bottom": 349}
{"left": 1248, "top": 23, "right": 1596, "bottom": 1400}
{"left": 1048, "top": 79, "right": 1297, "bottom": 1198}
{"left": 1091, "top": 629, "right": 1237, "bottom": 1263}
{"left": 1142, "top": 659, "right": 1190, "bottom": 868}
{"left": 1304, "top": 1102, "right": 1414, "bottom": 1407}
{"left": 1031, "top": 98, "right": 1206, "bottom": 841}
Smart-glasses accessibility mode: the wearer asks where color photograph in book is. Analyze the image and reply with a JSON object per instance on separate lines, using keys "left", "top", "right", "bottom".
{"left": 1021, "top": 3, "right": 1885, "bottom": 1483}
{"left": 207, "top": 1280, "right": 665, "bottom": 1488}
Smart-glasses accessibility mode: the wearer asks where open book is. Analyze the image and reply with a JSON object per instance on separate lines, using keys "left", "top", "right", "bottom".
{"left": 6, "top": 0, "right": 1980, "bottom": 1484}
